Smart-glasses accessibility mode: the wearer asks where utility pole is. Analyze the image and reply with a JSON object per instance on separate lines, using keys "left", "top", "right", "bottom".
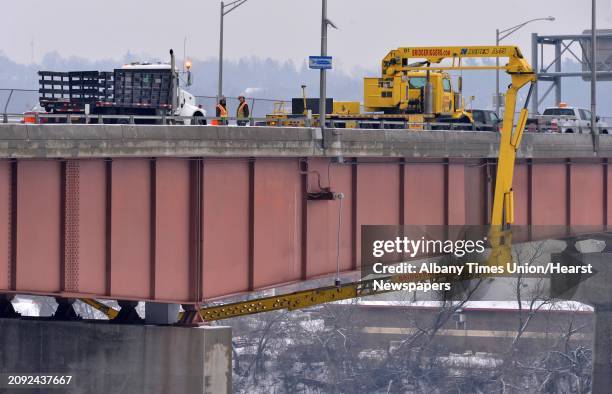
{"left": 591, "top": 0, "right": 597, "bottom": 136}
{"left": 218, "top": 0, "right": 250, "bottom": 101}
{"left": 218, "top": 2, "right": 224, "bottom": 100}
{"left": 495, "top": 29, "right": 500, "bottom": 116}
{"left": 495, "top": 17, "right": 555, "bottom": 116}
{"left": 320, "top": 0, "right": 328, "bottom": 133}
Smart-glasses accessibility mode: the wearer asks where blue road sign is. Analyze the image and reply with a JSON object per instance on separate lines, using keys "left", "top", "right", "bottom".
{"left": 309, "top": 56, "right": 333, "bottom": 70}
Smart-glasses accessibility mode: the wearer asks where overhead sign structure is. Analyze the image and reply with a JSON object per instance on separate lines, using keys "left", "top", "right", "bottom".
{"left": 581, "top": 29, "right": 612, "bottom": 81}
{"left": 309, "top": 56, "right": 333, "bottom": 70}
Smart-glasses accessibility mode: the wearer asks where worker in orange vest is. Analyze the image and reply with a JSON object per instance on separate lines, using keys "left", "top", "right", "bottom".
{"left": 215, "top": 97, "right": 228, "bottom": 125}
{"left": 236, "top": 95, "right": 250, "bottom": 126}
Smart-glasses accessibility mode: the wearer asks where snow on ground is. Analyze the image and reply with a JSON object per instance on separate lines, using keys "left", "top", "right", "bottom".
{"left": 12, "top": 297, "right": 41, "bottom": 316}
{"left": 299, "top": 318, "right": 325, "bottom": 333}
{"left": 354, "top": 299, "right": 593, "bottom": 312}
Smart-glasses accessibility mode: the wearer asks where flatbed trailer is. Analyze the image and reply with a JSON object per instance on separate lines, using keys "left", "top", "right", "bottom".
{"left": 37, "top": 50, "right": 205, "bottom": 124}
{"left": 39, "top": 69, "right": 174, "bottom": 124}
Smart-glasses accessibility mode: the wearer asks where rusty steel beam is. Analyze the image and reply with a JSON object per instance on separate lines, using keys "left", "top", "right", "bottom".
{"left": 0, "top": 156, "right": 610, "bottom": 304}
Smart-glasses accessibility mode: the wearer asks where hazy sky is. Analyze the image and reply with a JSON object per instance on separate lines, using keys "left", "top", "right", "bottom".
{"left": 2, "top": 0, "right": 612, "bottom": 72}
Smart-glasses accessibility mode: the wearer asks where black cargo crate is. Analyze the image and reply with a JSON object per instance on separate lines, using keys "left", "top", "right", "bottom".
{"left": 39, "top": 71, "right": 114, "bottom": 109}
{"left": 113, "top": 68, "right": 172, "bottom": 108}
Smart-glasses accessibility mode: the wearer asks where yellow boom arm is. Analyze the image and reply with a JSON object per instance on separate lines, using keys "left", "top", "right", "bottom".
{"left": 381, "top": 46, "right": 536, "bottom": 227}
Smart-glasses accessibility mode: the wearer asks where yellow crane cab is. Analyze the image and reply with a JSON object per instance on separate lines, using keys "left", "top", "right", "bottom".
{"left": 364, "top": 70, "right": 456, "bottom": 116}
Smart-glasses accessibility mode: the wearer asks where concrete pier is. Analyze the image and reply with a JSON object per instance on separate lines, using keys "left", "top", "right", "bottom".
{"left": 592, "top": 306, "right": 612, "bottom": 393}
{"left": 0, "top": 319, "right": 231, "bottom": 394}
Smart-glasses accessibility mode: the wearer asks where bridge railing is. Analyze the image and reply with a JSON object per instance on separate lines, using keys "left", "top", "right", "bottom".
{"left": 0, "top": 88, "right": 290, "bottom": 121}
{"left": 0, "top": 88, "right": 38, "bottom": 119}
{"left": 194, "top": 95, "right": 290, "bottom": 119}
{"left": 0, "top": 112, "right": 485, "bottom": 131}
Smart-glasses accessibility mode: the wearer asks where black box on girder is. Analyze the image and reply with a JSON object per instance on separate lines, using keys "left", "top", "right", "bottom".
{"left": 292, "top": 98, "right": 333, "bottom": 115}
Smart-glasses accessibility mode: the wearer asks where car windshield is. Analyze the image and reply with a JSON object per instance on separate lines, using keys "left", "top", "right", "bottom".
{"left": 472, "top": 111, "right": 485, "bottom": 123}
{"left": 442, "top": 79, "right": 452, "bottom": 92}
{"left": 543, "top": 108, "right": 574, "bottom": 116}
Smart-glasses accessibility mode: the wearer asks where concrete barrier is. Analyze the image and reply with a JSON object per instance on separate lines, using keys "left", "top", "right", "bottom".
{"left": 0, "top": 124, "right": 610, "bottom": 159}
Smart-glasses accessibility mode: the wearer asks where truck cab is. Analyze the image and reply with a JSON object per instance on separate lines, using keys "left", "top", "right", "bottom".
{"left": 364, "top": 71, "right": 455, "bottom": 115}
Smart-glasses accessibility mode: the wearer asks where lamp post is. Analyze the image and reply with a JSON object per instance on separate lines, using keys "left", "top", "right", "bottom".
{"left": 218, "top": 0, "right": 250, "bottom": 101}
{"left": 495, "top": 16, "right": 555, "bottom": 116}
{"left": 319, "top": 0, "right": 337, "bottom": 134}
{"left": 591, "top": 0, "right": 597, "bottom": 136}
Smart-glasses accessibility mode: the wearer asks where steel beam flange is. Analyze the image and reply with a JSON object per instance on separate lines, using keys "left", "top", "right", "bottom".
{"left": 110, "top": 300, "right": 144, "bottom": 325}
{"left": 176, "top": 304, "right": 206, "bottom": 326}
{"left": 51, "top": 297, "right": 81, "bottom": 321}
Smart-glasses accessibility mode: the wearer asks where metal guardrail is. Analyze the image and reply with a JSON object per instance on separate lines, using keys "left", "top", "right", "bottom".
{"left": 5, "top": 110, "right": 612, "bottom": 134}
{"left": 1, "top": 88, "right": 38, "bottom": 117}
{"left": 526, "top": 116, "right": 612, "bottom": 134}
{"left": 2, "top": 112, "right": 263, "bottom": 126}
{"left": 0, "top": 112, "right": 498, "bottom": 131}
{"left": 3, "top": 88, "right": 611, "bottom": 133}
{"left": 194, "top": 95, "right": 290, "bottom": 119}
{"left": 0, "top": 88, "right": 290, "bottom": 121}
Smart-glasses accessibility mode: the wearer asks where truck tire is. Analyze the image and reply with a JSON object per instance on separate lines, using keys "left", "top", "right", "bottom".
{"left": 565, "top": 128, "right": 574, "bottom": 133}
{"left": 602, "top": 129, "right": 609, "bottom": 135}
{"left": 193, "top": 112, "right": 206, "bottom": 125}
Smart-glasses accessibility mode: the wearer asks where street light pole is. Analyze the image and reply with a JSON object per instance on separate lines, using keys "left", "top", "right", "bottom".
{"left": 218, "top": 2, "right": 224, "bottom": 100}
{"left": 320, "top": 0, "right": 327, "bottom": 132}
{"left": 218, "top": 0, "right": 250, "bottom": 101}
{"left": 495, "top": 16, "right": 555, "bottom": 116}
{"left": 319, "top": 0, "right": 337, "bottom": 137}
{"left": 495, "top": 29, "right": 500, "bottom": 116}
{"left": 591, "top": 0, "right": 597, "bottom": 136}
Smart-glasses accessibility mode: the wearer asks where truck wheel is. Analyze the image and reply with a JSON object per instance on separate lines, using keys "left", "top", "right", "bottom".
{"left": 193, "top": 112, "right": 206, "bottom": 125}
{"left": 565, "top": 129, "right": 574, "bottom": 133}
{"left": 602, "top": 129, "right": 609, "bottom": 135}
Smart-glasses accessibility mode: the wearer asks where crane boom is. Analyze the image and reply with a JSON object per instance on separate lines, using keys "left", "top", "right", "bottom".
{"left": 81, "top": 46, "right": 536, "bottom": 323}
{"left": 379, "top": 45, "right": 535, "bottom": 227}
{"left": 381, "top": 46, "right": 533, "bottom": 74}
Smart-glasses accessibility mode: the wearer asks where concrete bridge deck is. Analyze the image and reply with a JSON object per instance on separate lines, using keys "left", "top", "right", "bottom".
{"left": 0, "top": 124, "right": 606, "bottom": 159}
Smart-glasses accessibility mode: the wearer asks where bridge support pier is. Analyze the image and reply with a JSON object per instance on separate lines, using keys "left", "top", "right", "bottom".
{"left": 0, "top": 319, "right": 232, "bottom": 394}
{"left": 552, "top": 244, "right": 612, "bottom": 393}
{"left": 593, "top": 305, "right": 612, "bottom": 393}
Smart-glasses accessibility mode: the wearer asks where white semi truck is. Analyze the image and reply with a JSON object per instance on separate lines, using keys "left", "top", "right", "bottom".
{"left": 38, "top": 49, "right": 206, "bottom": 124}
